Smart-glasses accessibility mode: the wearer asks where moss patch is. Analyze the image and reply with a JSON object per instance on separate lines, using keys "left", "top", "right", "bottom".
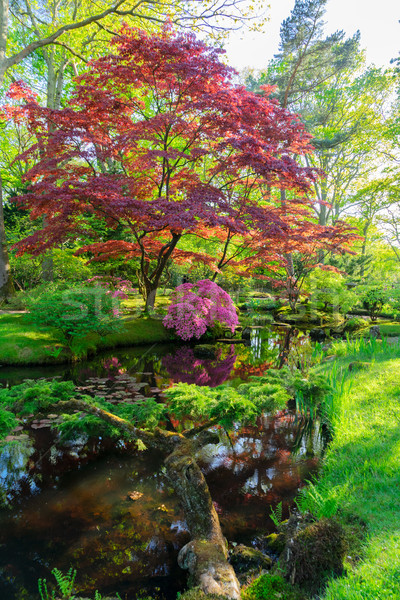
{"left": 242, "top": 573, "right": 307, "bottom": 600}
{"left": 284, "top": 518, "right": 347, "bottom": 590}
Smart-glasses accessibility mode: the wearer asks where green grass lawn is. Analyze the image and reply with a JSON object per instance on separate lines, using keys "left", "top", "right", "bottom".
{"left": 377, "top": 321, "right": 400, "bottom": 336}
{"left": 121, "top": 294, "right": 171, "bottom": 314}
{"left": 0, "top": 313, "right": 66, "bottom": 364}
{"left": 313, "top": 348, "right": 400, "bottom": 599}
{"left": 0, "top": 312, "right": 173, "bottom": 365}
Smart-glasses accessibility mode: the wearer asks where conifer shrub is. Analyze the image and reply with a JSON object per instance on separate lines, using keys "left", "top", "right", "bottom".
{"left": 0, "top": 407, "right": 18, "bottom": 440}
{"left": 0, "top": 379, "right": 76, "bottom": 415}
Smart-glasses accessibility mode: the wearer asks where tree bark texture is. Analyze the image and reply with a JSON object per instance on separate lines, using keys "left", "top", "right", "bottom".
{"left": 0, "top": 175, "right": 14, "bottom": 300}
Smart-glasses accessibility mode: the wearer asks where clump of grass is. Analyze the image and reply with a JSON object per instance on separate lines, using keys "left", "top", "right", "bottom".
{"left": 329, "top": 334, "right": 400, "bottom": 360}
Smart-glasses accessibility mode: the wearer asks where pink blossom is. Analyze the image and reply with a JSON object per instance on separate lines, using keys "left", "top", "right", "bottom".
{"left": 163, "top": 279, "right": 239, "bottom": 341}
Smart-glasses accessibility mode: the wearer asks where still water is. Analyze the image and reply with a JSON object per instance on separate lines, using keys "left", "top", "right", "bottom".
{"left": 0, "top": 327, "right": 324, "bottom": 599}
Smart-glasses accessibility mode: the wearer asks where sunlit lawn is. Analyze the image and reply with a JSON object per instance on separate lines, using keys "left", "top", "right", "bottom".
{"left": 315, "top": 350, "right": 400, "bottom": 599}
{"left": 0, "top": 296, "right": 174, "bottom": 364}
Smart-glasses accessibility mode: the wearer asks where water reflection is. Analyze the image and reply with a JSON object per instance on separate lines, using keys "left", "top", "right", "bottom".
{"left": 0, "top": 407, "right": 323, "bottom": 599}
{"left": 0, "top": 325, "right": 325, "bottom": 599}
{"left": 0, "top": 445, "right": 188, "bottom": 600}
{"left": 0, "top": 438, "right": 35, "bottom": 504}
{"left": 0, "top": 326, "right": 309, "bottom": 390}
{"left": 162, "top": 346, "right": 237, "bottom": 387}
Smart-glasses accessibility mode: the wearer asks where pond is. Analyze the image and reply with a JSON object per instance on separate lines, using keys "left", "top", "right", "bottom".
{"left": 0, "top": 326, "right": 324, "bottom": 599}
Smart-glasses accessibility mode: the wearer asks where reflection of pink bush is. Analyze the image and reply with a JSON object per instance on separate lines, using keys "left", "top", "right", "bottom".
{"left": 162, "top": 346, "right": 237, "bottom": 387}
{"left": 102, "top": 357, "right": 125, "bottom": 376}
{"left": 163, "top": 279, "right": 239, "bottom": 341}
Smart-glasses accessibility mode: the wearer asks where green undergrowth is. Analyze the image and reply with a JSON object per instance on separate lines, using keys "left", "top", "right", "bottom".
{"left": 304, "top": 344, "right": 400, "bottom": 599}
{"left": 0, "top": 313, "right": 173, "bottom": 365}
{"left": 242, "top": 572, "right": 307, "bottom": 600}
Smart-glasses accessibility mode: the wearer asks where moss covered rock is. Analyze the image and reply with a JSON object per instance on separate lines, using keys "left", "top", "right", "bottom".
{"left": 283, "top": 517, "right": 347, "bottom": 591}
{"left": 229, "top": 544, "right": 273, "bottom": 575}
{"left": 348, "top": 360, "right": 371, "bottom": 372}
{"left": 179, "top": 587, "right": 227, "bottom": 600}
{"left": 262, "top": 532, "right": 286, "bottom": 555}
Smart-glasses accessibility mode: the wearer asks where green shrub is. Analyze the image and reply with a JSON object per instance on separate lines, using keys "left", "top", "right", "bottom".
{"left": 306, "top": 268, "right": 357, "bottom": 315}
{"left": 28, "top": 286, "right": 123, "bottom": 345}
{"left": 56, "top": 411, "right": 121, "bottom": 440}
{"left": 288, "top": 372, "right": 331, "bottom": 408}
{"left": 0, "top": 379, "right": 75, "bottom": 415}
{"left": 9, "top": 252, "right": 42, "bottom": 290}
{"left": 0, "top": 407, "right": 18, "bottom": 440}
{"left": 52, "top": 248, "right": 92, "bottom": 282}
{"left": 343, "top": 316, "right": 367, "bottom": 333}
{"left": 359, "top": 285, "right": 388, "bottom": 321}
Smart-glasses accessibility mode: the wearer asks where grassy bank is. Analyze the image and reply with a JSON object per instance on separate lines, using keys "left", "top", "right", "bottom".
{"left": 314, "top": 343, "right": 400, "bottom": 599}
{"left": 0, "top": 313, "right": 173, "bottom": 365}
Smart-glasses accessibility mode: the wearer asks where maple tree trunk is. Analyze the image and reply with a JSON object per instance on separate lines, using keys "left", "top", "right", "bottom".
{"left": 137, "top": 234, "right": 181, "bottom": 311}
{"left": 278, "top": 328, "right": 294, "bottom": 368}
{"left": 0, "top": 174, "right": 14, "bottom": 301}
{"left": 137, "top": 276, "right": 158, "bottom": 312}
{"left": 280, "top": 189, "right": 299, "bottom": 311}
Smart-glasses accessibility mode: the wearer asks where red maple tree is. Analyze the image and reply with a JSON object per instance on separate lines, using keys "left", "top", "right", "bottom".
{"left": 11, "top": 25, "right": 328, "bottom": 309}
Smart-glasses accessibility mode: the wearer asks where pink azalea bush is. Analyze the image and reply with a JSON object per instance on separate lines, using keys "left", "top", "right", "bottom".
{"left": 163, "top": 279, "right": 239, "bottom": 341}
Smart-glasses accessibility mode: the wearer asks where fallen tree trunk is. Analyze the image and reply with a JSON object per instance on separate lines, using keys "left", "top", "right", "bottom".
{"left": 60, "top": 400, "right": 241, "bottom": 599}
{"left": 165, "top": 434, "right": 240, "bottom": 599}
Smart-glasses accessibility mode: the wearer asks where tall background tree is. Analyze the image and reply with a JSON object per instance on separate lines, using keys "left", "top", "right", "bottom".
{"left": 244, "top": 0, "right": 396, "bottom": 280}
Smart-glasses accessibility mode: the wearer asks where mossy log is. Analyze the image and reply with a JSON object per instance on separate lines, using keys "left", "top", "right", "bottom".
{"left": 165, "top": 439, "right": 240, "bottom": 599}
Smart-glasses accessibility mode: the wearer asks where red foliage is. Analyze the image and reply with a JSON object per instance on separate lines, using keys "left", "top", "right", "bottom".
{"left": 9, "top": 25, "right": 352, "bottom": 305}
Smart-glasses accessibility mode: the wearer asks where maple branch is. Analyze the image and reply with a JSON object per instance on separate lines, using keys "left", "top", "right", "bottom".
{"left": 58, "top": 397, "right": 186, "bottom": 452}
{"left": 182, "top": 417, "right": 220, "bottom": 438}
